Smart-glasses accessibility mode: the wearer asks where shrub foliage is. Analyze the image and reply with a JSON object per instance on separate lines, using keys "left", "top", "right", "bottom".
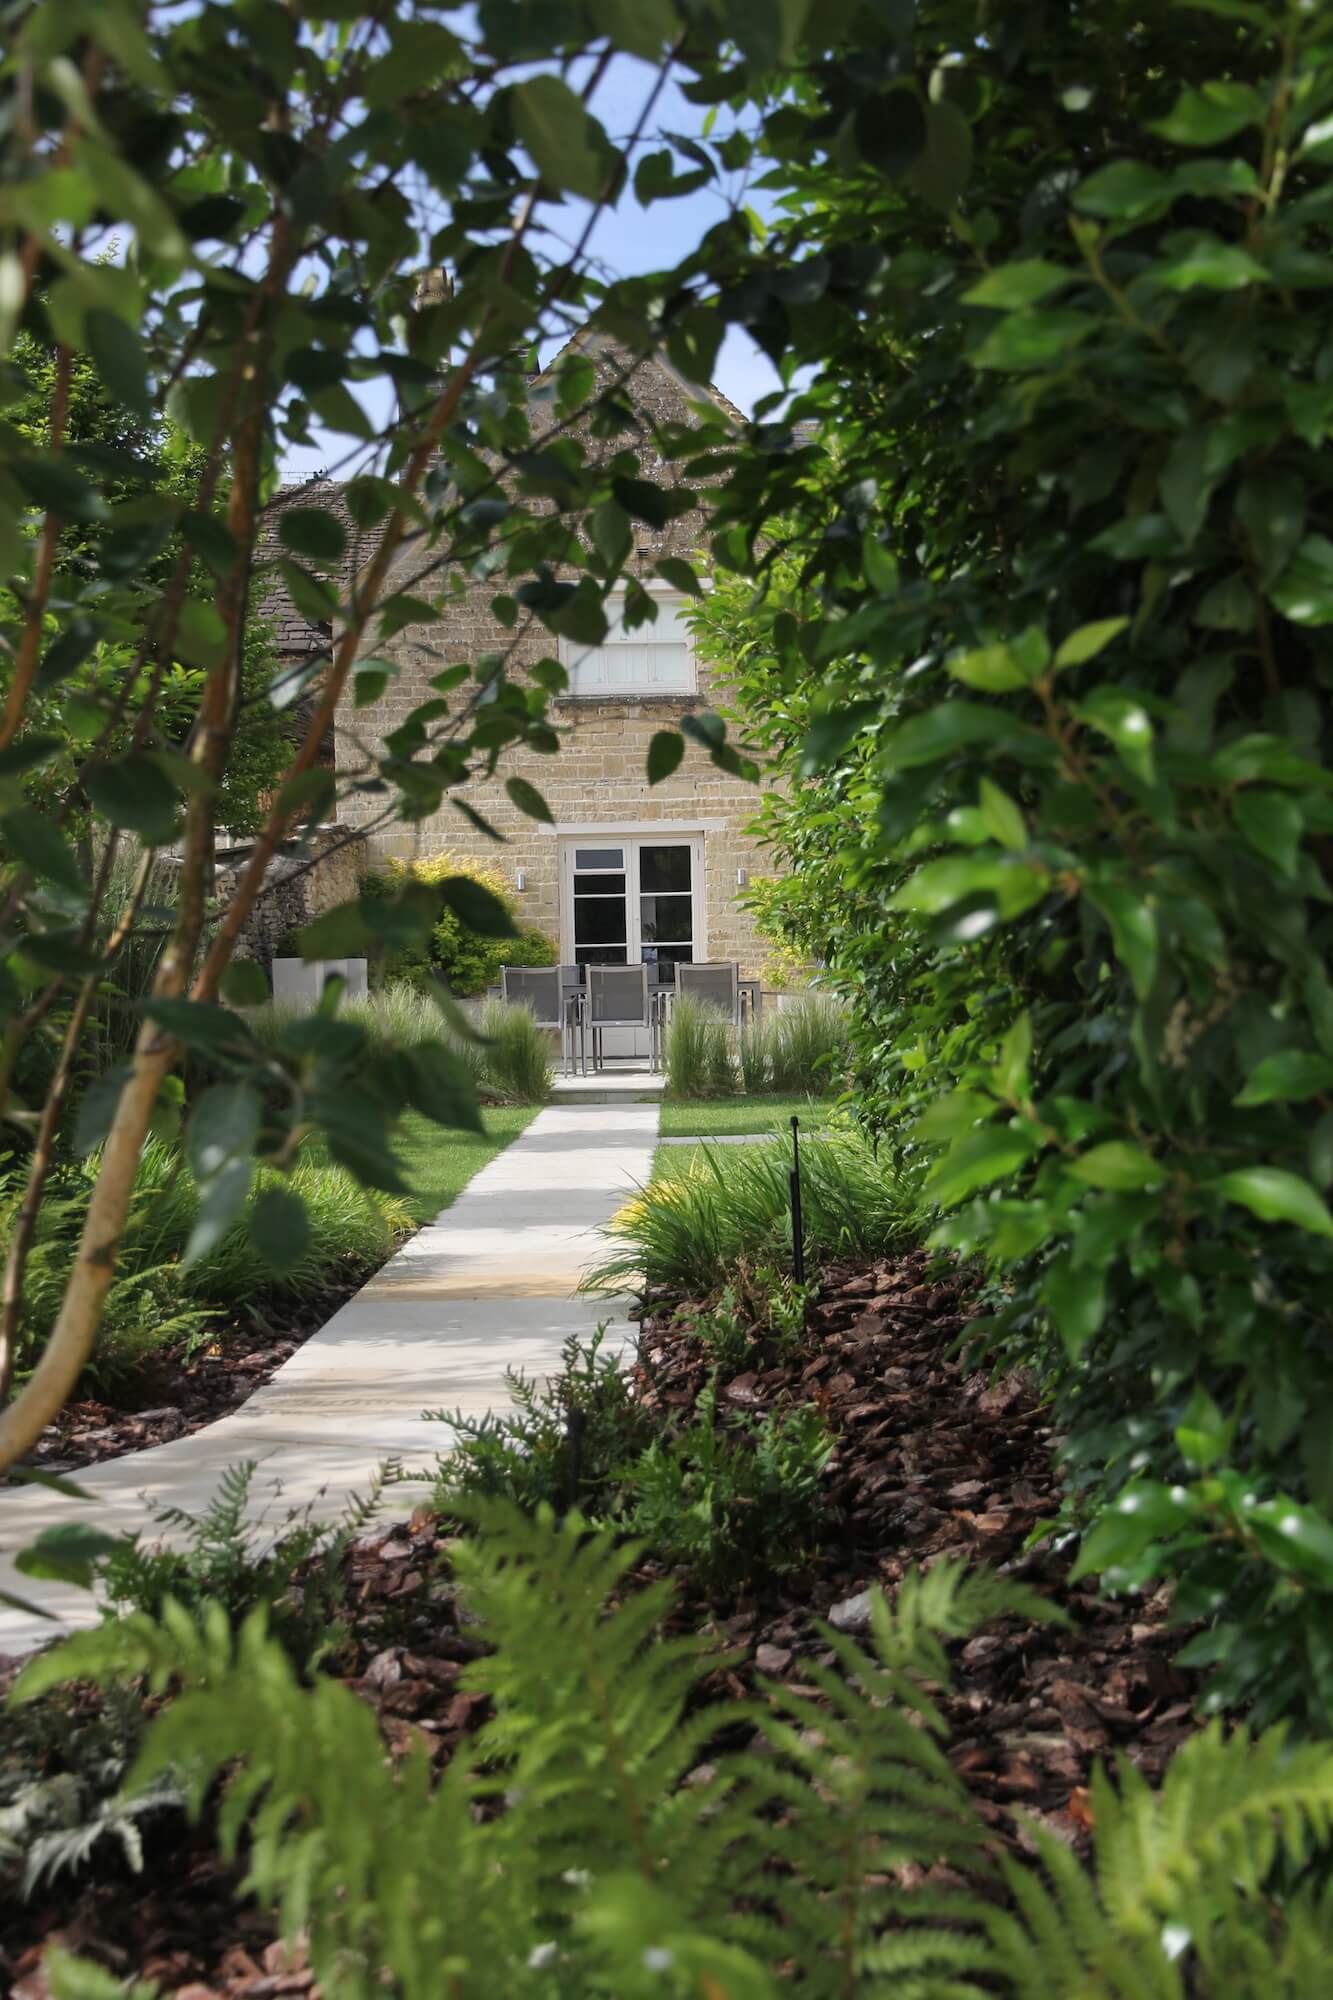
{"left": 688, "top": 2, "right": 1333, "bottom": 1725}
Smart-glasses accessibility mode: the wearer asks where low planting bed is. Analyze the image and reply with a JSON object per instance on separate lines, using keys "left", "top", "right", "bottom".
{"left": 15, "top": 1108, "right": 537, "bottom": 1478}
{"left": 2, "top": 1222, "right": 1244, "bottom": 1997}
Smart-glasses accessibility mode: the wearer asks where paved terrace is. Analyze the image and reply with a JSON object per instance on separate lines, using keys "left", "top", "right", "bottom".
{"left": 0, "top": 1102, "right": 659, "bottom": 1659}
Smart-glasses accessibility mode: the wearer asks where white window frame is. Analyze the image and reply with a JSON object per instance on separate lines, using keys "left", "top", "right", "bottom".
{"left": 559, "top": 833, "right": 707, "bottom": 966}
{"left": 558, "top": 581, "right": 697, "bottom": 699}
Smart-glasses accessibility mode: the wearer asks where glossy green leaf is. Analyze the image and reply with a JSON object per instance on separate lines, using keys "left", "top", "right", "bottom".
{"left": 1043, "top": 1252, "right": 1107, "bottom": 1357}
{"left": 440, "top": 875, "right": 519, "bottom": 939}
{"left": 1086, "top": 884, "right": 1158, "bottom": 999}
{"left": 948, "top": 641, "right": 1032, "bottom": 692}
{"left": 1053, "top": 618, "right": 1129, "bottom": 671}
{"left": 145, "top": 998, "right": 256, "bottom": 1057}
{"left": 182, "top": 1153, "right": 253, "bottom": 1268}
{"left": 15, "top": 1522, "right": 126, "bottom": 1589}
{"left": 279, "top": 506, "right": 348, "bottom": 563}
{"left": 176, "top": 598, "right": 228, "bottom": 669}
{"left": 221, "top": 959, "right": 270, "bottom": 1007}
{"left": 994, "top": 1011, "right": 1032, "bottom": 1100}
{"left": 910, "top": 99, "right": 973, "bottom": 212}
{"left": 1270, "top": 534, "right": 1333, "bottom": 626}
{"left": 512, "top": 75, "right": 612, "bottom": 199}
{"left": 1148, "top": 81, "right": 1264, "bottom": 146}
{"left": 1068, "top": 1141, "right": 1165, "bottom": 1190}
{"left": 586, "top": 0, "right": 679, "bottom": 60}
{"left": 1234, "top": 1050, "right": 1333, "bottom": 1107}
{"left": 1069, "top": 1482, "right": 1203, "bottom": 1580}
{"left": 1243, "top": 1497, "right": 1333, "bottom": 1586}
{"left": 799, "top": 700, "right": 881, "bottom": 770}
{"left": 186, "top": 1083, "right": 261, "bottom": 1182}
{"left": 973, "top": 308, "right": 1096, "bottom": 372}
{"left": 977, "top": 778, "right": 1026, "bottom": 850}
{"left": 647, "top": 730, "right": 684, "bottom": 784}
{"left": 881, "top": 703, "right": 1022, "bottom": 770}
{"left": 84, "top": 754, "right": 181, "bottom": 844}
{"left": 1215, "top": 1167, "right": 1333, "bottom": 1239}
{"left": 297, "top": 901, "right": 374, "bottom": 957}
{"left": 85, "top": 307, "right": 152, "bottom": 418}
{"left": 1236, "top": 469, "right": 1305, "bottom": 584}
{"left": 249, "top": 1185, "right": 312, "bottom": 1275}
{"left": 505, "top": 775, "right": 553, "bottom": 823}
{"left": 1153, "top": 237, "right": 1269, "bottom": 291}
{"left": 1159, "top": 429, "right": 1214, "bottom": 544}
{"left": 1, "top": 808, "right": 86, "bottom": 895}
{"left": 36, "top": 618, "right": 101, "bottom": 692}
{"left": 928, "top": 1124, "right": 1043, "bottom": 1205}
{"left": 1175, "top": 1386, "right": 1232, "bottom": 1470}
{"left": 962, "top": 260, "right": 1072, "bottom": 310}
{"left": 1074, "top": 160, "right": 1172, "bottom": 218}
{"left": 1074, "top": 688, "right": 1155, "bottom": 783}
{"left": 655, "top": 556, "right": 702, "bottom": 597}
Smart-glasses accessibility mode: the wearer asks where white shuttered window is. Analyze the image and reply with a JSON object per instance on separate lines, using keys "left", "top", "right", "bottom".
{"left": 560, "top": 587, "right": 695, "bottom": 697}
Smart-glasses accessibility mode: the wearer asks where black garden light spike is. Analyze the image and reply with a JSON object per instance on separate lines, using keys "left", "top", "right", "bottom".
{"left": 790, "top": 1113, "right": 805, "bottom": 1286}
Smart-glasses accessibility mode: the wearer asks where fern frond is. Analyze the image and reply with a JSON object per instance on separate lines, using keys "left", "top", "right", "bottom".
{"left": 44, "top": 1944, "right": 161, "bottom": 1999}
{"left": 722, "top": 1566, "right": 1056, "bottom": 1996}
{"left": 987, "top": 1719, "right": 1333, "bottom": 1997}
{"left": 452, "top": 1499, "right": 738, "bottom": 1927}
{"left": 12, "top": 1594, "right": 239, "bottom": 1709}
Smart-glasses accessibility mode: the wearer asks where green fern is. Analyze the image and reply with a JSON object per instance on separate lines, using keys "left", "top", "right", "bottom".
{"left": 983, "top": 1720, "right": 1333, "bottom": 1999}
{"left": 16, "top": 1508, "right": 1333, "bottom": 1999}
{"left": 724, "top": 1557, "right": 1063, "bottom": 1998}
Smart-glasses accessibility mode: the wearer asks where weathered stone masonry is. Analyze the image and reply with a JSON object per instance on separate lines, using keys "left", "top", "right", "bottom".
{"left": 337, "top": 335, "right": 773, "bottom": 974}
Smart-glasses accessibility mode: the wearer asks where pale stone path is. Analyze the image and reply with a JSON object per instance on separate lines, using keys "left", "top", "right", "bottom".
{"left": 0, "top": 1103, "right": 659, "bottom": 1658}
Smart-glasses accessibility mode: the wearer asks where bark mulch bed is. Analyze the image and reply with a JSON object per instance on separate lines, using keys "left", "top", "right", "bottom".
{"left": 634, "top": 1248, "right": 1196, "bottom": 1855}
{"left": 0, "top": 1248, "right": 1200, "bottom": 1995}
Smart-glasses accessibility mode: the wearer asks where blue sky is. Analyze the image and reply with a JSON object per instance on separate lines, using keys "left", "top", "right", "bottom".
{"left": 280, "top": 54, "right": 784, "bottom": 479}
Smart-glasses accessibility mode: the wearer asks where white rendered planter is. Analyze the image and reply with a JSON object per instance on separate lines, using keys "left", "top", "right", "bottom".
{"left": 271, "top": 956, "right": 369, "bottom": 1006}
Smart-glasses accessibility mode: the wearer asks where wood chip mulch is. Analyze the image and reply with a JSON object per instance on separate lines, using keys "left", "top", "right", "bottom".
{"left": 630, "top": 1248, "right": 1198, "bottom": 1859}
{"left": 1, "top": 1247, "right": 1200, "bottom": 1994}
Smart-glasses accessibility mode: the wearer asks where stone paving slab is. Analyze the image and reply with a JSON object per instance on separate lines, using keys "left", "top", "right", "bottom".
{"left": 0, "top": 1102, "right": 658, "bottom": 1659}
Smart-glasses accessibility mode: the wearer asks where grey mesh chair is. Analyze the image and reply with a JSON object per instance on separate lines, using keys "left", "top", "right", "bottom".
{"left": 675, "top": 960, "right": 741, "bottom": 1024}
{"left": 586, "top": 962, "right": 650, "bottom": 1072}
{"left": 500, "top": 964, "right": 585, "bottom": 1075}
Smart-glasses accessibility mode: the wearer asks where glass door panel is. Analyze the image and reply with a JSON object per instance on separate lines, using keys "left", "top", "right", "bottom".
{"left": 636, "top": 841, "right": 695, "bottom": 983}
{"left": 571, "top": 844, "right": 628, "bottom": 967}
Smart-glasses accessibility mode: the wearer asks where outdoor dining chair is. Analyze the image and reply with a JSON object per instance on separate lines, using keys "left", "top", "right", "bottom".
{"left": 500, "top": 963, "right": 587, "bottom": 1075}
{"left": 585, "top": 962, "right": 651, "bottom": 1072}
{"left": 675, "top": 960, "right": 742, "bottom": 1024}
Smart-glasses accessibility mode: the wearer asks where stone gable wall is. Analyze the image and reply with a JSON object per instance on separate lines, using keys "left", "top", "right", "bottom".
{"left": 335, "top": 339, "right": 775, "bottom": 975}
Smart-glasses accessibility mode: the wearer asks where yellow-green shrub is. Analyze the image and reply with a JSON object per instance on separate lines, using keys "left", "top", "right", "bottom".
{"left": 364, "top": 853, "right": 556, "bottom": 996}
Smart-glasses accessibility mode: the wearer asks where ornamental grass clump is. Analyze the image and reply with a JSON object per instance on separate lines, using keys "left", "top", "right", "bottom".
{"left": 588, "top": 1130, "right": 924, "bottom": 1296}
{"left": 0, "top": 1138, "right": 412, "bottom": 1389}
{"left": 664, "top": 993, "right": 735, "bottom": 1099}
{"left": 477, "top": 998, "right": 554, "bottom": 1103}
{"left": 767, "top": 994, "right": 851, "bottom": 1095}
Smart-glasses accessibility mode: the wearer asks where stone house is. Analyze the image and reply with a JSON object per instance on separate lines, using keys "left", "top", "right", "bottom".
{"left": 260, "top": 335, "right": 774, "bottom": 1030}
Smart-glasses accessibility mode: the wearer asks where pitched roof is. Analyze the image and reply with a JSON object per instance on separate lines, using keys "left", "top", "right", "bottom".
{"left": 256, "top": 334, "right": 742, "bottom": 652}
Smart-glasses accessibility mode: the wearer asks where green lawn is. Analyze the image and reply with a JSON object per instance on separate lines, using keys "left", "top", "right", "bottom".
{"left": 657, "top": 1094, "right": 838, "bottom": 1139}
{"left": 652, "top": 1140, "right": 770, "bottom": 1182}
{"left": 395, "top": 1105, "right": 540, "bottom": 1224}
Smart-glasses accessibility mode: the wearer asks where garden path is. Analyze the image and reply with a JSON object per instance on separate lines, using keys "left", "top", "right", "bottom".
{"left": 0, "top": 1102, "right": 659, "bottom": 1658}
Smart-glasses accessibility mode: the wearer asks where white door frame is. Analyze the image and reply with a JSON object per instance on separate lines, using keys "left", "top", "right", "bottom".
{"left": 559, "top": 834, "right": 707, "bottom": 1058}
{"left": 558, "top": 832, "right": 707, "bottom": 967}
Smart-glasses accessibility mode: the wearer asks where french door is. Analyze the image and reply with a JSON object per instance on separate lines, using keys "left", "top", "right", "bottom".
{"left": 559, "top": 834, "right": 705, "bottom": 981}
